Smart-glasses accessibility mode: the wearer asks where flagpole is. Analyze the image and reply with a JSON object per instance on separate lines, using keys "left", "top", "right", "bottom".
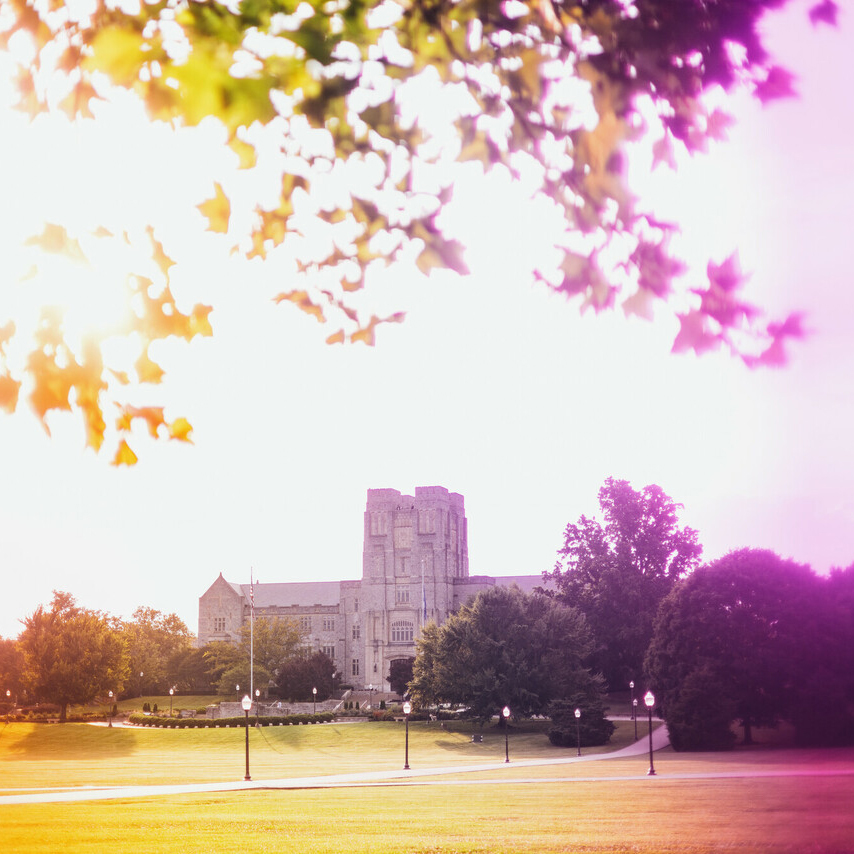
{"left": 250, "top": 568, "right": 254, "bottom": 706}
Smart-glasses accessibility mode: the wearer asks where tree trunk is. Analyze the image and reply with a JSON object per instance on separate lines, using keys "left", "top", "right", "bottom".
{"left": 742, "top": 717, "right": 753, "bottom": 745}
{"left": 60, "top": 703, "right": 68, "bottom": 723}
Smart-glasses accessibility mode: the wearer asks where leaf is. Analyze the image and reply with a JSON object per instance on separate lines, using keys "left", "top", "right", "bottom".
{"left": 25, "top": 224, "right": 87, "bottom": 262}
{"left": 148, "top": 226, "right": 176, "bottom": 278}
{"left": 0, "top": 373, "right": 20, "bottom": 413}
{"left": 168, "top": 417, "right": 194, "bottom": 442}
{"left": 229, "top": 137, "right": 257, "bottom": 169}
{"left": 325, "top": 329, "right": 346, "bottom": 345}
{"left": 274, "top": 290, "right": 326, "bottom": 323}
{"left": 113, "top": 439, "right": 138, "bottom": 466}
{"left": 672, "top": 311, "right": 719, "bottom": 356}
{"left": 135, "top": 348, "right": 165, "bottom": 384}
{"left": 197, "top": 183, "right": 231, "bottom": 234}
{"left": 808, "top": 0, "right": 838, "bottom": 26}
{"left": 755, "top": 66, "right": 797, "bottom": 104}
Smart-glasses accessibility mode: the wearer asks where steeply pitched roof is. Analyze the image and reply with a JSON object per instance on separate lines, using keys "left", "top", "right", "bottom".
{"left": 238, "top": 581, "right": 342, "bottom": 608}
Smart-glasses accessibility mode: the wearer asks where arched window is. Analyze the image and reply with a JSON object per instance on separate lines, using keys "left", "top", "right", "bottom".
{"left": 391, "top": 620, "right": 414, "bottom": 643}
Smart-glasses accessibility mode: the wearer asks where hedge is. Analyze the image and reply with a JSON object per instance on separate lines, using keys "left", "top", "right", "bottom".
{"left": 127, "top": 711, "right": 335, "bottom": 728}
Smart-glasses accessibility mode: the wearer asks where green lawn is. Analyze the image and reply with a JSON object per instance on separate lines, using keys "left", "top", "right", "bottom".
{"left": 1, "top": 718, "right": 853, "bottom": 853}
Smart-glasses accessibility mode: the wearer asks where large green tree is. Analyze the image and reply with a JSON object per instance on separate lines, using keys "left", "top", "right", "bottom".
{"left": 545, "top": 477, "right": 702, "bottom": 691}
{"left": 204, "top": 615, "right": 304, "bottom": 696}
{"left": 410, "top": 584, "right": 606, "bottom": 723}
{"left": 121, "top": 606, "right": 194, "bottom": 697}
{"left": 17, "top": 591, "right": 129, "bottom": 721}
{"left": 0, "top": 0, "right": 828, "bottom": 462}
{"left": 644, "top": 549, "right": 832, "bottom": 750}
{"left": 275, "top": 650, "right": 339, "bottom": 701}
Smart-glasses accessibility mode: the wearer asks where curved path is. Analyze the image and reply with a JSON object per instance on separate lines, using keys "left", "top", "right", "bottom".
{"left": 5, "top": 724, "right": 852, "bottom": 805}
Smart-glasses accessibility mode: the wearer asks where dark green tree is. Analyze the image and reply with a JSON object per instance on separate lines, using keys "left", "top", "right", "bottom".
{"left": 410, "top": 584, "right": 606, "bottom": 724}
{"left": 645, "top": 549, "right": 822, "bottom": 750}
{"left": 548, "top": 691, "right": 615, "bottom": 748}
{"left": 0, "top": 0, "right": 824, "bottom": 461}
{"left": 17, "top": 591, "right": 129, "bottom": 722}
{"left": 388, "top": 657, "right": 414, "bottom": 697}
{"left": 545, "top": 478, "right": 702, "bottom": 691}
{"left": 275, "top": 650, "right": 339, "bottom": 701}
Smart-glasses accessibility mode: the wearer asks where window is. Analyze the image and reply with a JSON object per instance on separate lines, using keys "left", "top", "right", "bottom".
{"left": 352, "top": 659, "right": 360, "bottom": 677}
{"left": 322, "top": 645, "right": 335, "bottom": 659}
{"left": 391, "top": 620, "right": 414, "bottom": 643}
{"left": 354, "top": 598, "right": 359, "bottom": 613}
{"left": 299, "top": 616, "right": 311, "bottom": 633}
{"left": 352, "top": 622, "right": 361, "bottom": 640}
{"left": 322, "top": 616, "right": 335, "bottom": 632}
{"left": 213, "top": 617, "right": 226, "bottom": 632}
{"left": 395, "top": 586, "right": 410, "bottom": 605}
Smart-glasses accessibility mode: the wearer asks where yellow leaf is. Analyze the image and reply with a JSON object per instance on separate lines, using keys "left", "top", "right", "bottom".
{"left": 274, "top": 290, "right": 326, "bottom": 323}
{"left": 189, "top": 304, "right": 213, "bottom": 339}
{"left": 147, "top": 227, "right": 176, "bottom": 278}
{"left": 168, "top": 417, "right": 193, "bottom": 442}
{"left": 135, "top": 348, "right": 165, "bottom": 384}
{"left": 25, "top": 223, "right": 87, "bottom": 262}
{"left": 325, "top": 329, "right": 346, "bottom": 345}
{"left": 0, "top": 374, "right": 20, "bottom": 413}
{"left": 230, "top": 137, "right": 257, "bottom": 169}
{"left": 113, "top": 439, "right": 138, "bottom": 466}
{"left": 198, "top": 183, "right": 231, "bottom": 234}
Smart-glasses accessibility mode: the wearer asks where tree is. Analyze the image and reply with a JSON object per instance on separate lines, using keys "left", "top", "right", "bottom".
{"left": 410, "top": 584, "right": 606, "bottom": 724}
{"left": 545, "top": 477, "right": 702, "bottom": 691}
{"left": 204, "top": 616, "right": 304, "bottom": 696}
{"left": 388, "top": 657, "right": 414, "bottom": 696}
{"left": 275, "top": 650, "right": 339, "bottom": 701}
{"left": 121, "top": 606, "right": 194, "bottom": 697}
{"left": 0, "top": 0, "right": 828, "bottom": 462}
{"left": 548, "top": 692, "right": 615, "bottom": 748}
{"left": 0, "top": 637, "right": 23, "bottom": 708}
{"left": 17, "top": 591, "right": 128, "bottom": 722}
{"left": 644, "top": 549, "right": 823, "bottom": 750}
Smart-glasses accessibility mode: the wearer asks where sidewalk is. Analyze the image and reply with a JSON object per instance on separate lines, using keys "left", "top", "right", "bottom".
{"left": 0, "top": 724, "right": 671, "bottom": 805}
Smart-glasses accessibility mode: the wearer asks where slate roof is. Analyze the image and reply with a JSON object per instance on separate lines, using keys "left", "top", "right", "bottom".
{"left": 237, "top": 581, "right": 342, "bottom": 608}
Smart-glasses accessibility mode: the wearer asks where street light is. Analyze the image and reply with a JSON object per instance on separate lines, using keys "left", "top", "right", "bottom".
{"left": 644, "top": 691, "right": 656, "bottom": 776}
{"left": 633, "top": 699, "right": 638, "bottom": 741}
{"left": 629, "top": 681, "right": 635, "bottom": 721}
{"left": 241, "top": 694, "right": 253, "bottom": 781}
{"left": 403, "top": 700, "right": 412, "bottom": 770}
{"left": 502, "top": 706, "right": 511, "bottom": 763}
{"left": 169, "top": 687, "right": 174, "bottom": 718}
{"left": 312, "top": 686, "right": 317, "bottom": 715}
{"left": 108, "top": 691, "right": 114, "bottom": 728}
{"left": 574, "top": 708, "right": 581, "bottom": 756}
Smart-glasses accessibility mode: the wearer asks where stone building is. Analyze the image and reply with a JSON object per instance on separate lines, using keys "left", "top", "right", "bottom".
{"left": 197, "top": 486, "right": 543, "bottom": 690}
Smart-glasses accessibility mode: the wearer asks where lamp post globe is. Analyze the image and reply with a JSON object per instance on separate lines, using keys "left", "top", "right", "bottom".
{"left": 241, "top": 694, "right": 253, "bottom": 781}
{"left": 574, "top": 708, "right": 581, "bottom": 756}
{"left": 402, "top": 701, "right": 412, "bottom": 770}
{"left": 644, "top": 691, "right": 656, "bottom": 776}
{"left": 502, "top": 706, "right": 511, "bottom": 763}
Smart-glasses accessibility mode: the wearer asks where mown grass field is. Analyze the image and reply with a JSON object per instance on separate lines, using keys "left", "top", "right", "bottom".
{"left": 1, "top": 715, "right": 853, "bottom": 853}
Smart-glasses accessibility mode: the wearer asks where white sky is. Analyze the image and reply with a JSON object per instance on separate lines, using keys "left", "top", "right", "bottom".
{"left": 0, "top": 1, "right": 852, "bottom": 640}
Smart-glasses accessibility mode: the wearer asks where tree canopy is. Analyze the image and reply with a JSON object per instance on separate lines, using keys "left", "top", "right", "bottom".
{"left": 545, "top": 477, "right": 701, "bottom": 690}
{"left": 645, "top": 548, "right": 854, "bottom": 750}
{"left": 409, "top": 584, "right": 606, "bottom": 722}
{"left": 121, "top": 606, "right": 194, "bottom": 697}
{"left": 0, "top": 0, "right": 834, "bottom": 462}
{"left": 17, "top": 591, "right": 129, "bottom": 721}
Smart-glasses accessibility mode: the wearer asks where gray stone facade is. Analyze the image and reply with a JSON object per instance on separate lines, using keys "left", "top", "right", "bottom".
{"left": 197, "top": 486, "right": 543, "bottom": 690}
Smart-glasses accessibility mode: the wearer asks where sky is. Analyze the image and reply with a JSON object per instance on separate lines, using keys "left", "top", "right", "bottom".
{"left": 0, "top": 1, "right": 852, "bottom": 641}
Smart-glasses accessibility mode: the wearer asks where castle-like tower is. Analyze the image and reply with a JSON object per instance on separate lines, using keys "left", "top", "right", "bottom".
{"left": 353, "top": 486, "right": 469, "bottom": 685}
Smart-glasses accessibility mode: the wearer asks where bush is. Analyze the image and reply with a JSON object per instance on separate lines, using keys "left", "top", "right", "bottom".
{"left": 548, "top": 698, "right": 616, "bottom": 748}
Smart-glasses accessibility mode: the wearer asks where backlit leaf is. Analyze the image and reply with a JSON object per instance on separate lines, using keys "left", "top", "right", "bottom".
{"left": 197, "top": 183, "right": 231, "bottom": 234}
{"left": 113, "top": 439, "right": 138, "bottom": 466}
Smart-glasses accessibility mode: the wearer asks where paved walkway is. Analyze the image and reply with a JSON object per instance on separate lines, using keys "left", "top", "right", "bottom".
{"left": 4, "top": 724, "right": 852, "bottom": 805}
{"left": 0, "top": 724, "right": 655, "bottom": 805}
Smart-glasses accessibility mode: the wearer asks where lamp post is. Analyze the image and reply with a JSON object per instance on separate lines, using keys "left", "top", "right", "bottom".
{"left": 644, "top": 691, "right": 656, "bottom": 776}
{"left": 108, "top": 691, "right": 113, "bottom": 728}
{"left": 169, "top": 687, "right": 174, "bottom": 718}
{"left": 502, "top": 706, "right": 511, "bottom": 763}
{"left": 633, "top": 699, "right": 638, "bottom": 741}
{"left": 312, "top": 686, "right": 317, "bottom": 715}
{"left": 241, "top": 694, "right": 252, "bottom": 781}
{"left": 629, "top": 681, "right": 635, "bottom": 721}
{"left": 403, "top": 700, "right": 412, "bottom": 770}
{"left": 574, "top": 708, "right": 581, "bottom": 756}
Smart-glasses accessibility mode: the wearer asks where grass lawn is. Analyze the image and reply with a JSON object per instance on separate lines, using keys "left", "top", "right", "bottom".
{"left": 1, "top": 718, "right": 853, "bottom": 853}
